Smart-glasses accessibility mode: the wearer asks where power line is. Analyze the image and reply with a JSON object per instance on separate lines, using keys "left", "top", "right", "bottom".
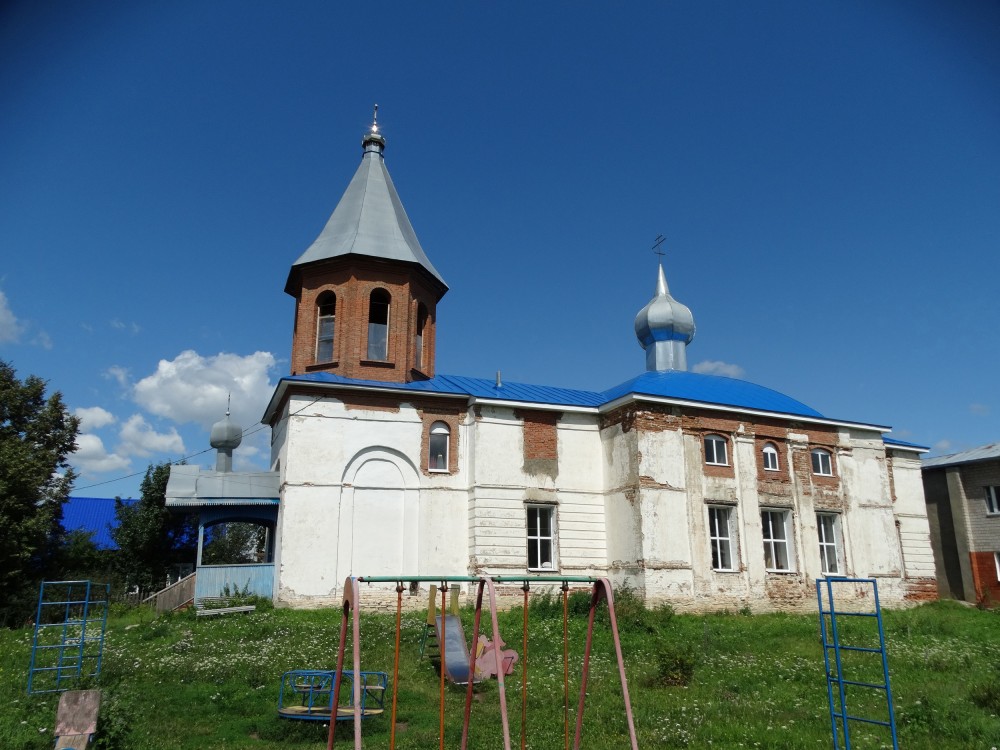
{"left": 71, "top": 395, "right": 325, "bottom": 493}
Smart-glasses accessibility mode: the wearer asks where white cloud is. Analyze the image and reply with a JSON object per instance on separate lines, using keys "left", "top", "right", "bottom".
{"left": 110, "top": 319, "right": 141, "bottom": 334}
{"left": 118, "top": 414, "right": 185, "bottom": 457}
{"left": 32, "top": 330, "right": 52, "bottom": 349}
{"left": 132, "top": 350, "right": 277, "bottom": 431}
{"left": 71, "top": 434, "right": 131, "bottom": 475}
{"left": 932, "top": 439, "right": 952, "bottom": 454}
{"left": 105, "top": 365, "right": 131, "bottom": 388}
{"left": 75, "top": 406, "right": 117, "bottom": 432}
{"left": 692, "top": 360, "right": 746, "bottom": 379}
{"left": 0, "top": 290, "right": 24, "bottom": 343}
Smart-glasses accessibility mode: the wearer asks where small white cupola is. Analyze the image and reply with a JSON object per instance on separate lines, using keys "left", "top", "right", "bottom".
{"left": 634, "top": 263, "right": 696, "bottom": 371}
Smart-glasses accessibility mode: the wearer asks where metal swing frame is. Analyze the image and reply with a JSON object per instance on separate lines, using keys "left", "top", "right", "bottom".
{"left": 327, "top": 574, "right": 639, "bottom": 750}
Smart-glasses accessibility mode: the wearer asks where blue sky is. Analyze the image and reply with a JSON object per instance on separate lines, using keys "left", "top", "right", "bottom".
{"left": 1, "top": 1, "right": 998, "bottom": 499}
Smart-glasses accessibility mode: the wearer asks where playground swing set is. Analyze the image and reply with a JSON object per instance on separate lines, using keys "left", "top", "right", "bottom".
{"left": 308, "top": 574, "right": 639, "bottom": 750}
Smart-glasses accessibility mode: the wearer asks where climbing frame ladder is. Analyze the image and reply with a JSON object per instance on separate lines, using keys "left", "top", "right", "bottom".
{"left": 816, "top": 577, "right": 899, "bottom": 750}
{"left": 28, "top": 581, "right": 110, "bottom": 695}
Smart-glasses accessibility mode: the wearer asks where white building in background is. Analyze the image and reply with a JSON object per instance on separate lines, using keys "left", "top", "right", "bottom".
{"left": 169, "top": 115, "right": 937, "bottom": 612}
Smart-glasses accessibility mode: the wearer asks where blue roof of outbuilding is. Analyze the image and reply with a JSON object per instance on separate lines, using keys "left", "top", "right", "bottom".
{"left": 63, "top": 496, "right": 131, "bottom": 549}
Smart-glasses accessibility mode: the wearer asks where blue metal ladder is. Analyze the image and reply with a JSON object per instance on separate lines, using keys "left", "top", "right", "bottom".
{"left": 816, "top": 577, "right": 899, "bottom": 750}
{"left": 28, "top": 580, "right": 110, "bottom": 695}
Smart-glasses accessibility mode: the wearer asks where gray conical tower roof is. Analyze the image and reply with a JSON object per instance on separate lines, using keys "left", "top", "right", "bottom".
{"left": 285, "top": 114, "right": 447, "bottom": 294}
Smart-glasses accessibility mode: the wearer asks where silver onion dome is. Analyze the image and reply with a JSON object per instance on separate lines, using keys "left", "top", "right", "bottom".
{"left": 634, "top": 264, "right": 695, "bottom": 372}
{"left": 210, "top": 409, "right": 242, "bottom": 472}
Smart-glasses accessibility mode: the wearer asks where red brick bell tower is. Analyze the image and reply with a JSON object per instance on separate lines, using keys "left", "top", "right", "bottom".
{"left": 284, "top": 109, "right": 448, "bottom": 383}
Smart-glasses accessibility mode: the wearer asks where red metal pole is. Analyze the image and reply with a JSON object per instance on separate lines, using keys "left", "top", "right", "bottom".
{"left": 327, "top": 582, "right": 352, "bottom": 750}
{"left": 389, "top": 582, "right": 404, "bottom": 750}
{"left": 439, "top": 583, "right": 447, "bottom": 750}
{"left": 521, "top": 582, "right": 529, "bottom": 750}
{"left": 562, "top": 582, "right": 570, "bottom": 750}
{"left": 572, "top": 581, "right": 601, "bottom": 750}
{"left": 601, "top": 578, "right": 639, "bottom": 750}
{"left": 484, "top": 577, "right": 513, "bottom": 750}
{"left": 460, "top": 580, "right": 485, "bottom": 750}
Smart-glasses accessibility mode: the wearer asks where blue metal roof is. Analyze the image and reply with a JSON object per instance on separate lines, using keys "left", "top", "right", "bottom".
{"left": 883, "top": 436, "right": 929, "bottom": 452}
{"left": 63, "top": 496, "right": 132, "bottom": 549}
{"left": 283, "top": 369, "right": 831, "bottom": 417}
{"left": 284, "top": 372, "right": 606, "bottom": 407}
{"left": 600, "top": 371, "right": 824, "bottom": 418}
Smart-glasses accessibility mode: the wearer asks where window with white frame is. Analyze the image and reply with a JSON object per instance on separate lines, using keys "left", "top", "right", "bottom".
{"left": 704, "top": 434, "right": 728, "bottom": 466}
{"left": 415, "top": 303, "right": 428, "bottom": 371}
{"left": 367, "top": 289, "right": 390, "bottom": 360}
{"left": 315, "top": 292, "right": 336, "bottom": 362}
{"left": 708, "top": 506, "right": 737, "bottom": 571}
{"left": 526, "top": 506, "right": 555, "bottom": 571}
{"left": 761, "top": 510, "right": 793, "bottom": 572}
{"left": 995, "top": 552, "right": 1000, "bottom": 582}
{"left": 811, "top": 448, "right": 833, "bottom": 476}
{"left": 985, "top": 486, "right": 1000, "bottom": 515}
{"left": 762, "top": 442, "right": 780, "bottom": 472}
{"left": 428, "top": 421, "right": 450, "bottom": 472}
{"left": 816, "top": 513, "right": 842, "bottom": 575}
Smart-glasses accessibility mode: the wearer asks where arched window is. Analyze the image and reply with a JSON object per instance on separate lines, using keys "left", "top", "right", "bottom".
{"left": 704, "top": 434, "right": 728, "bottom": 466}
{"left": 367, "top": 289, "right": 390, "bottom": 360}
{"left": 415, "top": 303, "right": 428, "bottom": 371}
{"left": 315, "top": 292, "right": 336, "bottom": 362}
{"left": 429, "top": 421, "right": 450, "bottom": 471}
{"left": 811, "top": 448, "right": 833, "bottom": 476}
{"left": 762, "top": 442, "right": 780, "bottom": 471}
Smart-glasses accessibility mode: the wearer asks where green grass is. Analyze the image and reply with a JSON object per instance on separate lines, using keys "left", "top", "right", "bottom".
{"left": 1, "top": 595, "right": 999, "bottom": 749}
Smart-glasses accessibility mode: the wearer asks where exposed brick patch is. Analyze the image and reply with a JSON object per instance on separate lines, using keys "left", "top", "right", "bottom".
{"left": 970, "top": 551, "right": 1000, "bottom": 606}
{"left": 886, "top": 456, "right": 897, "bottom": 503}
{"left": 903, "top": 577, "right": 939, "bottom": 603}
{"left": 340, "top": 393, "right": 402, "bottom": 413}
{"left": 763, "top": 574, "right": 813, "bottom": 609}
{"left": 600, "top": 404, "right": 637, "bottom": 433}
{"left": 517, "top": 410, "right": 560, "bottom": 479}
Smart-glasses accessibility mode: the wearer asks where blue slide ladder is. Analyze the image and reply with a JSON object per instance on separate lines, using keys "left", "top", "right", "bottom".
{"left": 816, "top": 577, "right": 899, "bottom": 750}
{"left": 28, "top": 580, "right": 110, "bottom": 695}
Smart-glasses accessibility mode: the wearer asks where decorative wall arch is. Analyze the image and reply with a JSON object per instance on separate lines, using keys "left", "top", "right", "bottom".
{"left": 339, "top": 446, "right": 421, "bottom": 579}
{"left": 342, "top": 446, "right": 421, "bottom": 490}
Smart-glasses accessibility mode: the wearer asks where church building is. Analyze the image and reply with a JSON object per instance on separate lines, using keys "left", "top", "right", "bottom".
{"left": 169, "top": 115, "right": 937, "bottom": 612}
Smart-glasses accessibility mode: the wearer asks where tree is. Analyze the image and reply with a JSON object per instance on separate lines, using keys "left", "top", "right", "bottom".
{"left": 111, "top": 463, "right": 197, "bottom": 590}
{"left": 0, "top": 360, "right": 79, "bottom": 625}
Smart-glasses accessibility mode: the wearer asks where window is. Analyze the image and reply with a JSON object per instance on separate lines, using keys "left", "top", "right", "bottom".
{"left": 367, "top": 289, "right": 390, "bottom": 360}
{"left": 986, "top": 486, "right": 1000, "bottom": 515}
{"left": 708, "top": 507, "right": 737, "bottom": 571}
{"left": 315, "top": 292, "right": 336, "bottom": 362}
{"left": 816, "top": 513, "right": 841, "bottom": 575}
{"left": 811, "top": 448, "right": 833, "bottom": 476}
{"left": 994, "top": 552, "right": 999, "bottom": 582}
{"left": 527, "top": 506, "right": 555, "bottom": 571}
{"left": 762, "top": 442, "right": 780, "bottom": 472}
{"left": 415, "top": 303, "right": 428, "bottom": 371}
{"left": 428, "top": 421, "right": 449, "bottom": 472}
{"left": 704, "top": 434, "right": 728, "bottom": 466}
{"left": 761, "top": 510, "right": 793, "bottom": 572}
